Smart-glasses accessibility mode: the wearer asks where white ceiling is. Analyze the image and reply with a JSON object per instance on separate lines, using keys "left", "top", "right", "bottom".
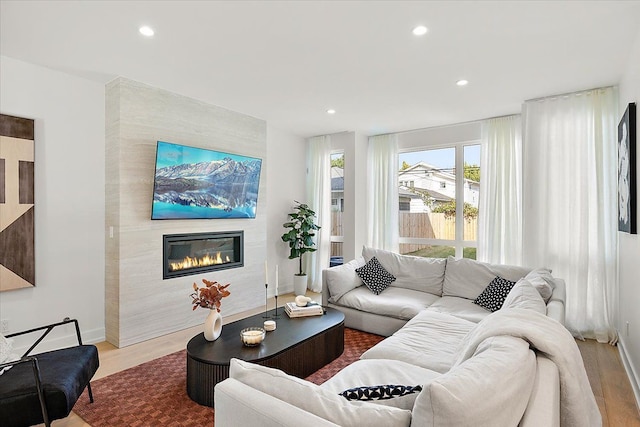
{"left": 1, "top": 1, "right": 640, "bottom": 138}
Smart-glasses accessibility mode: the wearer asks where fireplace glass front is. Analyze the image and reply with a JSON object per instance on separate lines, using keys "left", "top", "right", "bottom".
{"left": 163, "top": 231, "right": 243, "bottom": 279}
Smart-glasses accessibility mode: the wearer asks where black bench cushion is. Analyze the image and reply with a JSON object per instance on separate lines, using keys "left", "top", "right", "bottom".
{"left": 0, "top": 344, "right": 99, "bottom": 427}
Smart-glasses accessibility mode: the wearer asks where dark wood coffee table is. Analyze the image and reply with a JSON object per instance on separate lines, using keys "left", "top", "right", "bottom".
{"left": 186, "top": 306, "right": 345, "bottom": 407}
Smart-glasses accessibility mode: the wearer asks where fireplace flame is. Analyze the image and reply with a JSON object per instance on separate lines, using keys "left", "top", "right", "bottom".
{"left": 170, "top": 252, "right": 231, "bottom": 271}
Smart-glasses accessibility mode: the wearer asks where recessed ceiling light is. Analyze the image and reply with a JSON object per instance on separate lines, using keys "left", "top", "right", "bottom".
{"left": 456, "top": 79, "right": 469, "bottom": 86}
{"left": 412, "top": 26, "right": 428, "bottom": 36}
{"left": 327, "top": 109, "right": 336, "bottom": 115}
{"left": 139, "top": 26, "right": 155, "bottom": 37}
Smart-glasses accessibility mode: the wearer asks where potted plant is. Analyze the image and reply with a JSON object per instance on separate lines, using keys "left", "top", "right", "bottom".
{"left": 281, "top": 201, "right": 320, "bottom": 296}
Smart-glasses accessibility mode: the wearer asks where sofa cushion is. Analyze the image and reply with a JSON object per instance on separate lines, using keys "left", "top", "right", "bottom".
{"left": 336, "top": 286, "right": 440, "bottom": 321}
{"left": 363, "top": 247, "right": 446, "bottom": 295}
{"left": 325, "top": 257, "right": 366, "bottom": 303}
{"left": 472, "top": 276, "right": 516, "bottom": 312}
{"left": 360, "top": 310, "right": 476, "bottom": 373}
{"left": 502, "top": 279, "right": 546, "bottom": 314}
{"left": 443, "top": 257, "right": 531, "bottom": 300}
{"left": 524, "top": 268, "right": 555, "bottom": 303}
{"left": 411, "top": 336, "right": 536, "bottom": 427}
{"left": 322, "top": 359, "right": 441, "bottom": 411}
{"left": 229, "top": 358, "right": 412, "bottom": 427}
{"left": 426, "top": 296, "right": 492, "bottom": 323}
{"left": 356, "top": 257, "right": 396, "bottom": 295}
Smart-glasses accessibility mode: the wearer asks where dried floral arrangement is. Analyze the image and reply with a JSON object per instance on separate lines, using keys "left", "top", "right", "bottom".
{"left": 190, "top": 278, "right": 231, "bottom": 312}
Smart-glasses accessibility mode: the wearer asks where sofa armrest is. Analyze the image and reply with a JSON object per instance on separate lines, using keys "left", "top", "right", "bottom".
{"left": 322, "top": 268, "right": 331, "bottom": 307}
{"left": 547, "top": 278, "right": 566, "bottom": 325}
{"left": 519, "top": 355, "right": 560, "bottom": 427}
{"left": 214, "top": 378, "right": 339, "bottom": 427}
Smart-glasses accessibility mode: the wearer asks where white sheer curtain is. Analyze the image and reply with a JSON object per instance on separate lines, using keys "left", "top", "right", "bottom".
{"left": 367, "top": 134, "right": 399, "bottom": 252}
{"left": 305, "top": 135, "right": 332, "bottom": 293}
{"left": 522, "top": 87, "right": 618, "bottom": 343}
{"left": 478, "top": 115, "right": 523, "bottom": 265}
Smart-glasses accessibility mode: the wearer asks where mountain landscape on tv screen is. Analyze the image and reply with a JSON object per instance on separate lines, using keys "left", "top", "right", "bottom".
{"left": 152, "top": 157, "right": 261, "bottom": 219}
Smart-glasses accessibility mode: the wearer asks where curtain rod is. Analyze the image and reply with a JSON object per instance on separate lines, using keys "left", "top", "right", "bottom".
{"left": 524, "top": 85, "right": 615, "bottom": 103}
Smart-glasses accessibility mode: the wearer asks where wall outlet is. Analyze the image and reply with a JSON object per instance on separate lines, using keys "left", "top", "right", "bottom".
{"left": 627, "top": 321, "right": 630, "bottom": 337}
{"left": 0, "top": 319, "right": 9, "bottom": 334}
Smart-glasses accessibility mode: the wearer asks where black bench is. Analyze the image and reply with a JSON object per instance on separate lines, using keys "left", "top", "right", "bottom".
{"left": 0, "top": 318, "right": 99, "bottom": 427}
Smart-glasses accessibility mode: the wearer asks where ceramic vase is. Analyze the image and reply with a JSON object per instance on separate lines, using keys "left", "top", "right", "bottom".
{"left": 293, "top": 274, "right": 308, "bottom": 296}
{"left": 204, "top": 309, "right": 222, "bottom": 341}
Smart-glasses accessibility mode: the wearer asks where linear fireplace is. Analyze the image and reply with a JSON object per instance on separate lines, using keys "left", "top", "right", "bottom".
{"left": 163, "top": 231, "right": 244, "bottom": 279}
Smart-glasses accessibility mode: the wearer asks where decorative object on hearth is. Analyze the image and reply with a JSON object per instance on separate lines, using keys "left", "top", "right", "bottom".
{"left": 618, "top": 102, "right": 637, "bottom": 234}
{"left": 190, "top": 279, "right": 230, "bottom": 341}
{"left": 281, "top": 201, "right": 320, "bottom": 296}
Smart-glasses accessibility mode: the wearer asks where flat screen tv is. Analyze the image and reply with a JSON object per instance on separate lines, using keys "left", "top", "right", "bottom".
{"left": 151, "top": 141, "right": 262, "bottom": 219}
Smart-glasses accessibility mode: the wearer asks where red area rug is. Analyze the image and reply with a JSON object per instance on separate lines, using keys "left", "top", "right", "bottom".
{"left": 73, "top": 328, "right": 384, "bottom": 426}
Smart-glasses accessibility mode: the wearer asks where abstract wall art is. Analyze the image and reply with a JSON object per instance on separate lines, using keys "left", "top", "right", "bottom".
{"left": 618, "top": 102, "right": 637, "bottom": 234}
{"left": 0, "top": 114, "right": 35, "bottom": 291}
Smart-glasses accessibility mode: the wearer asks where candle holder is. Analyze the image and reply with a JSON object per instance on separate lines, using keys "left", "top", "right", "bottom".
{"left": 272, "top": 294, "right": 281, "bottom": 319}
{"left": 262, "top": 283, "right": 270, "bottom": 318}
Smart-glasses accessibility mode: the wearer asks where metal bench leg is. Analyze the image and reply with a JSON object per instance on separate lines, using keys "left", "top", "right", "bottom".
{"left": 87, "top": 382, "right": 95, "bottom": 403}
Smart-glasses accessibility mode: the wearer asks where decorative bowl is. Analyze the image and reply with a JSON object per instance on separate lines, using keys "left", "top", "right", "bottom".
{"left": 240, "top": 327, "right": 266, "bottom": 346}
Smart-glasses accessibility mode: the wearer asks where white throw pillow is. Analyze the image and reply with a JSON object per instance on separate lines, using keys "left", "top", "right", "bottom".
{"left": 229, "top": 358, "right": 412, "bottom": 427}
{"left": 502, "top": 279, "right": 546, "bottom": 314}
{"left": 0, "top": 333, "right": 11, "bottom": 364}
{"left": 362, "top": 246, "right": 446, "bottom": 295}
{"left": 411, "top": 336, "right": 536, "bottom": 427}
{"left": 523, "top": 268, "right": 555, "bottom": 303}
{"left": 0, "top": 333, "right": 19, "bottom": 376}
{"left": 324, "top": 257, "right": 365, "bottom": 303}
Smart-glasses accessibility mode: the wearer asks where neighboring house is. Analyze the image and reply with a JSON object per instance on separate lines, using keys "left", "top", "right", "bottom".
{"left": 398, "top": 162, "right": 480, "bottom": 209}
{"left": 331, "top": 166, "right": 344, "bottom": 212}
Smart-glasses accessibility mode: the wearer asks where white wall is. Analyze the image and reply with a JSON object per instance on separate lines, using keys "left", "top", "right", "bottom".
{"left": 0, "top": 56, "right": 105, "bottom": 350}
{"left": 265, "top": 125, "right": 306, "bottom": 295}
{"left": 617, "top": 27, "right": 640, "bottom": 404}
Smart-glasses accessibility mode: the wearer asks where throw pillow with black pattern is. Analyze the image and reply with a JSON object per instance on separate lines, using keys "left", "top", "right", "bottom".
{"left": 473, "top": 276, "right": 516, "bottom": 312}
{"left": 355, "top": 256, "right": 396, "bottom": 295}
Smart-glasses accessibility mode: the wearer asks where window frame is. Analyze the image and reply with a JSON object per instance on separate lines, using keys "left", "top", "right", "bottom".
{"left": 398, "top": 141, "right": 480, "bottom": 258}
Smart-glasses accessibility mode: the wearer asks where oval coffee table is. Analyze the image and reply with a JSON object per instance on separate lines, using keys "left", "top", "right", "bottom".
{"left": 186, "top": 306, "right": 345, "bottom": 407}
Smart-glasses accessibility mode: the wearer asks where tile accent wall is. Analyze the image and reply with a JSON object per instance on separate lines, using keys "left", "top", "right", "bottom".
{"left": 105, "top": 78, "right": 267, "bottom": 347}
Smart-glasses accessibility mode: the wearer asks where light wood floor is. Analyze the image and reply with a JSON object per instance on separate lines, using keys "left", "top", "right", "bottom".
{"left": 46, "top": 294, "right": 639, "bottom": 426}
{"left": 577, "top": 339, "right": 640, "bottom": 426}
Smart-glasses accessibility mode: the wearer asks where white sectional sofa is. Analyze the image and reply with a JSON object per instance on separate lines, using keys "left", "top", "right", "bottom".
{"left": 214, "top": 248, "right": 600, "bottom": 427}
{"left": 322, "top": 247, "right": 566, "bottom": 336}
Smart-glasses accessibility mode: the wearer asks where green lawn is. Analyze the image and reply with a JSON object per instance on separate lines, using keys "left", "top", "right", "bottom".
{"left": 405, "top": 246, "right": 476, "bottom": 260}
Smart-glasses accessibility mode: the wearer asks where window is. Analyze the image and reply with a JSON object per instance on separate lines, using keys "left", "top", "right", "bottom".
{"left": 330, "top": 152, "right": 344, "bottom": 262}
{"left": 398, "top": 144, "right": 480, "bottom": 259}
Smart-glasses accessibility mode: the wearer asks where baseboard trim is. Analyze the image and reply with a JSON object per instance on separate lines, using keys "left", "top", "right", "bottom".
{"left": 617, "top": 336, "right": 640, "bottom": 411}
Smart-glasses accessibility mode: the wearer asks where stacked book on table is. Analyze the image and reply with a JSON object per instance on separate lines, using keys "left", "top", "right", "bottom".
{"left": 285, "top": 302, "right": 323, "bottom": 318}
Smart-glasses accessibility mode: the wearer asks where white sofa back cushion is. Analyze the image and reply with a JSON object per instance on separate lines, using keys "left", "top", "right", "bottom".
{"left": 363, "top": 247, "right": 446, "bottom": 295}
{"left": 443, "top": 256, "right": 531, "bottom": 300}
{"left": 411, "top": 336, "right": 536, "bottom": 427}
{"left": 325, "top": 257, "right": 366, "bottom": 303}
{"left": 502, "top": 279, "right": 547, "bottom": 314}
{"left": 229, "top": 358, "right": 412, "bottom": 427}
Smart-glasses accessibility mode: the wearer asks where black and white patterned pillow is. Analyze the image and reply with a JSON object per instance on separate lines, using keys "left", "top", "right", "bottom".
{"left": 473, "top": 276, "right": 516, "bottom": 312}
{"left": 355, "top": 257, "right": 396, "bottom": 295}
{"left": 339, "top": 384, "right": 423, "bottom": 401}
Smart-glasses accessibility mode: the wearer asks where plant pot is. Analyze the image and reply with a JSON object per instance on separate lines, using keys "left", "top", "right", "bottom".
{"left": 204, "top": 309, "right": 223, "bottom": 341}
{"left": 293, "top": 274, "right": 308, "bottom": 296}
